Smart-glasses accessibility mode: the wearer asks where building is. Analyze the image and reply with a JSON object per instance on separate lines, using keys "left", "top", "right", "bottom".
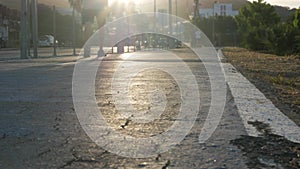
{"left": 199, "top": 3, "right": 239, "bottom": 18}
{"left": 0, "top": 4, "right": 20, "bottom": 48}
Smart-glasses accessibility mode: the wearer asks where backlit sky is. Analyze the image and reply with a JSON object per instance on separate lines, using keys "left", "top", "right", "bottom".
{"left": 0, "top": 0, "right": 298, "bottom": 10}
{"left": 108, "top": 0, "right": 299, "bottom": 9}
{"left": 247, "top": 0, "right": 299, "bottom": 8}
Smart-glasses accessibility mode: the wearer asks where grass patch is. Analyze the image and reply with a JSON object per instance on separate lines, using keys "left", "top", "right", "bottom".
{"left": 223, "top": 47, "right": 300, "bottom": 124}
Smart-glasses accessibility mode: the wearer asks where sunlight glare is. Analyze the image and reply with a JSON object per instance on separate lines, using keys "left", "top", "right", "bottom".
{"left": 109, "top": 0, "right": 132, "bottom": 6}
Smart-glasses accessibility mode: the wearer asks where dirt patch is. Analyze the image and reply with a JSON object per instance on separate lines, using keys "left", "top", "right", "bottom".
{"left": 224, "top": 47, "right": 300, "bottom": 168}
{"left": 231, "top": 121, "right": 300, "bottom": 168}
{"left": 222, "top": 47, "right": 300, "bottom": 126}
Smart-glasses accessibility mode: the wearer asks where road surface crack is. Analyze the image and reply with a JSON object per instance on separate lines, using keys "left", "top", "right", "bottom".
{"left": 121, "top": 118, "right": 131, "bottom": 129}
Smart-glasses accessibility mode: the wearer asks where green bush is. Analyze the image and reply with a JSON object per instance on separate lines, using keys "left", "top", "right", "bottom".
{"left": 235, "top": 0, "right": 300, "bottom": 55}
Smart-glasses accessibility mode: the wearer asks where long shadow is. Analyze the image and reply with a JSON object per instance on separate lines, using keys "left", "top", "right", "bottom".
{"left": 231, "top": 121, "right": 300, "bottom": 168}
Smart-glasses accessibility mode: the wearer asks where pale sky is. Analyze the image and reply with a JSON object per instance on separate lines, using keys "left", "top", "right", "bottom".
{"left": 248, "top": 0, "right": 299, "bottom": 9}
{"left": 107, "top": 0, "right": 299, "bottom": 9}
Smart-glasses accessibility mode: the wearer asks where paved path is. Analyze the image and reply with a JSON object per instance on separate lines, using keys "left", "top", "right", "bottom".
{"left": 0, "top": 48, "right": 85, "bottom": 61}
{"left": 0, "top": 47, "right": 131, "bottom": 61}
{"left": 0, "top": 48, "right": 298, "bottom": 168}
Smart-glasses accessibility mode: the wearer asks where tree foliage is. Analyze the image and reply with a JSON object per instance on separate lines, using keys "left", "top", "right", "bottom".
{"left": 193, "top": 16, "right": 238, "bottom": 46}
{"left": 292, "top": 9, "right": 300, "bottom": 53}
{"left": 68, "top": 0, "right": 82, "bottom": 12}
{"left": 235, "top": 0, "right": 300, "bottom": 55}
{"left": 37, "top": 4, "right": 81, "bottom": 44}
{"left": 293, "top": 9, "right": 300, "bottom": 28}
{"left": 235, "top": 0, "right": 280, "bottom": 51}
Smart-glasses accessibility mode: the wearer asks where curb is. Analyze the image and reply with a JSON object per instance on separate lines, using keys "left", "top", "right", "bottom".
{"left": 220, "top": 48, "right": 300, "bottom": 143}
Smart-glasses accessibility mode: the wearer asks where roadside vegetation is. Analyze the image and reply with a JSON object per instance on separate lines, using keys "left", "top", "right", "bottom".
{"left": 235, "top": 0, "right": 300, "bottom": 55}
{"left": 224, "top": 46, "right": 300, "bottom": 168}
{"left": 193, "top": 0, "right": 300, "bottom": 124}
{"left": 193, "top": 0, "right": 300, "bottom": 56}
{"left": 223, "top": 47, "right": 300, "bottom": 124}
{"left": 220, "top": 0, "right": 300, "bottom": 123}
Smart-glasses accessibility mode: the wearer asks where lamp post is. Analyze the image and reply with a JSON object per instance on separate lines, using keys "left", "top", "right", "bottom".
{"left": 72, "top": 0, "right": 76, "bottom": 56}
{"left": 212, "top": 1, "right": 216, "bottom": 46}
{"left": 20, "top": 0, "right": 28, "bottom": 59}
{"left": 175, "top": 0, "right": 178, "bottom": 37}
{"left": 212, "top": 3, "right": 215, "bottom": 45}
{"left": 194, "top": 0, "right": 199, "bottom": 19}
{"left": 32, "top": 0, "right": 38, "bottom": 58}
{"left": 154, "top": 0, "right": 156, "bottom": 12}
{"left": 53, "top": 5, "right": 57, "bottom": 57}
{"left": 27, "top": 0, "right": 31, "bottom": 57}
{"left": 169, "top": 0, "right": 172, "bottom": 33}
{"left": 154, "top": 0, "right": 156, "bottom": 30}
{"left": 169, "top": 0, "right": 174, "bottom": 48}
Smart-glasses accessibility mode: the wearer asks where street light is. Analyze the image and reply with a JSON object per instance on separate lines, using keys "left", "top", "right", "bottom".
{"left": 32, "top": 0, "right": 38, "bottom": 58}
{"left": 53, "top": 5, "right": 57, "bottom": 57}
{"left": 212, "top": 2, "right": 215, "bottom": 46}
{"left": 27, "top": 0, "right": 31, "bottom": 57}
{"left": 169, "top": 0, "right": 174, "bottom": 48}
{"left": 154, "top": 0, "right": 156, "bottom": 29}
{"left": 154, "top": 0, "right": 156, "bottom": 13}
{"left": 175, "top": 0, "right": 178, "bottom": 36}
{"left": 72, "top": 0, "right": 76, "bottom": 56}
{"left": 153, "top": 0, "right": 156, "bottom": 48}
{"left": 169, "top": 0, "right": 172, "bottom": 31}
{"left": 194, "top": 0, "right": 199, "bottom": 19}
{"left": 20, "top": 0, "right": 28, "bottom": 59}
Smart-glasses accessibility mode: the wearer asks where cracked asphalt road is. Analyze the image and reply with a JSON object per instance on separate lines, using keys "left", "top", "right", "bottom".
{"left": 0, "top": 49, "right": 249, "bottom": 168}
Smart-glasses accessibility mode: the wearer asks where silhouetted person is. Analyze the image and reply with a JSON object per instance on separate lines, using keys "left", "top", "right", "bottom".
{"left": 82, "top": 0, "right": 108, "bottom": 57}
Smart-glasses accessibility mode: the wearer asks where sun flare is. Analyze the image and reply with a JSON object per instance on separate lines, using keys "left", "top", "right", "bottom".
{"left": 109, "top": 0, "right": 130, "bottom": 6}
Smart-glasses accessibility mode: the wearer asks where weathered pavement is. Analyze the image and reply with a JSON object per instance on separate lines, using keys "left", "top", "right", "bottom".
{"left": 0, "top": 48, "right": 298, "bottom": 168}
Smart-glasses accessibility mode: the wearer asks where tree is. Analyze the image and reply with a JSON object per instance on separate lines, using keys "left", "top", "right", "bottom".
{"left": 292, "top": 9, "right": 300, "bottom": 53}
{"left": 235, "top": 0, "right": 280, "bottom": 51}
{"left": 68, "top": 0, "right": 82, "bottom": 12}
{"left": 293, "top": 9, "right": 300, "bottom": 28}
{"left": 193, "top": 16, "right": 238, "bottom": 46}
{"left": 68, "top": 0, "right": 108, "bottom": 56}
{"left": 269, "top": 23, "right": 295, "bottom": 55}
{"left": 37, "top": 4, "right": 81, "bottom": 44}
